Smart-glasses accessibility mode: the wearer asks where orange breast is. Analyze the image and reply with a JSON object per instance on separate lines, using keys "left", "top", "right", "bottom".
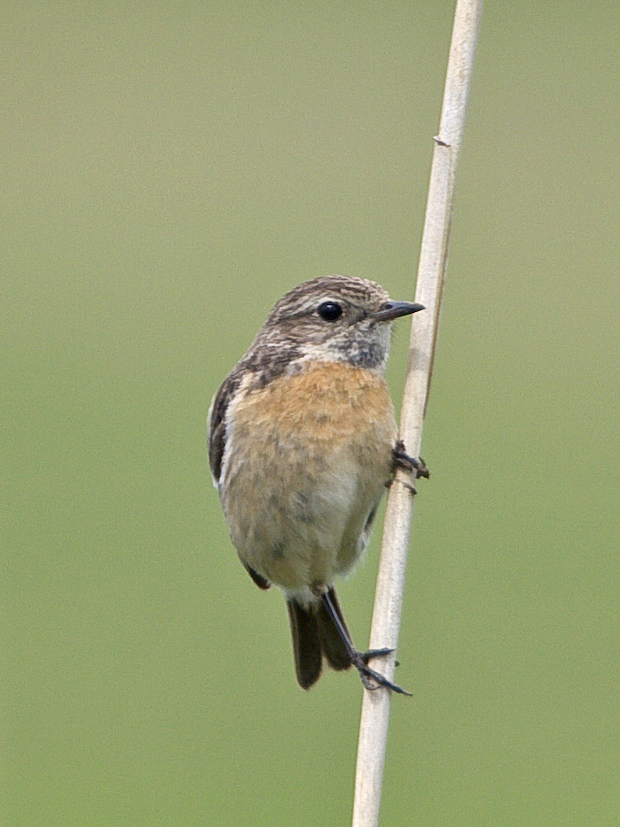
{"left": 222, "top": 361, "right": 397, "bottom": 590}
{"left": 233, "top": 360, "right": 396, "bottom": 445}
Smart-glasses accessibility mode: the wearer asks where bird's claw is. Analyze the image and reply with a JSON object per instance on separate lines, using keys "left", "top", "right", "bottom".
{"left": 392, "top": 440, "right": 430, "bottom": 479}
{"left": 351, "top": 648, "right": 412, "bottom": 696}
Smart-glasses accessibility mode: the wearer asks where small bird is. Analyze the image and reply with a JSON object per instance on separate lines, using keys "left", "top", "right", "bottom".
{"left": 208, "top": 275, "right": 427, "bottom": 693}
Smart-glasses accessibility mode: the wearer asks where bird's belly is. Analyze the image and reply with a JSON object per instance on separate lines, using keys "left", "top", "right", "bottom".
{"left": 220, "top": 362, "right": 396, "bottom": 595}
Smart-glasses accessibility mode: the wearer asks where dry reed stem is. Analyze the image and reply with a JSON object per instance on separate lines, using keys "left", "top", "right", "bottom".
{"left": 352, "top": 2, "right": 484, "bottom": 824}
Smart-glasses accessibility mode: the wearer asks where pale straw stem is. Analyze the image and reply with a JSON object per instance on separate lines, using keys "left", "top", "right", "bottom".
{"left": 352, "top": 2, "right": 483, "bottom": 824}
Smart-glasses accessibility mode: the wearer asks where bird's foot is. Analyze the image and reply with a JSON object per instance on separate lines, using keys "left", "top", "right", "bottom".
{"left": 392, "top": 440, "right": 430, "bottom": 479}
{"left": 350, "top": 648, "right": 412, "bottom": 696}
{"left": 391, "top": 441, "right": 430, "bottom": 493}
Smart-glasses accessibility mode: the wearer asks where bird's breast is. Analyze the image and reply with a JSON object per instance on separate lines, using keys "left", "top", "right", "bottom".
{"left": 220, "top": 361, "right": 397, "bottom": 592}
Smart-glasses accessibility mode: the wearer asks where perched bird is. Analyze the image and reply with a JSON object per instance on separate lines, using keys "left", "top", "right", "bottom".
{"left": 208, "top": 275, "right": 427, "bottom": 693}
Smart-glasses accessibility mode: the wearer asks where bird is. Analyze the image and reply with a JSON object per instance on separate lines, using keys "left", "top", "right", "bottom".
{"left": 208, "top": 275, "right": 427, "bottom": 693}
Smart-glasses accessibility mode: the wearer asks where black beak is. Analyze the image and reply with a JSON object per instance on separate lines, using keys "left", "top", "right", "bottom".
{"left": 371, "top": 300, "right": 425, "bottom": 322}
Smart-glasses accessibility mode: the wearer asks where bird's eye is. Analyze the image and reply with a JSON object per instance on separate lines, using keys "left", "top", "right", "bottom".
{"left": 317, "top": 301, "right": 343, "bottom": 321}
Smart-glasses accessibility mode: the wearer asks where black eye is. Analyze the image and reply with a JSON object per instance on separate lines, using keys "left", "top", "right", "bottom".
{"left": 317, "top": 301, "right": 343, "bottom": 321}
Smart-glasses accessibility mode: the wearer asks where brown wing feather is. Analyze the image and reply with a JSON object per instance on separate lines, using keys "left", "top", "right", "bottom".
{"left": 208, "top": 332, "right": 301, "bottom": 484}
{"left": 207, "top": 372, "right": 240, "bottom": 483}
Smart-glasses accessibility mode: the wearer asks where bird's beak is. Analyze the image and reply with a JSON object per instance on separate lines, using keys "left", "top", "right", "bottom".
{"left": 371, "top": 300, "right": 425, "bottom": 322}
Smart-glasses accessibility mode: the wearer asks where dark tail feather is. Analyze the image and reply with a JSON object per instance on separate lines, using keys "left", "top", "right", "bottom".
{"left": 287, "top": 588, "right": 352, "bottom": 689}
{"left": 287, "top": 599, "right": 322, "bottom": 689}
{"left": 316, "top": 588, "right": 352, "bottom": 672}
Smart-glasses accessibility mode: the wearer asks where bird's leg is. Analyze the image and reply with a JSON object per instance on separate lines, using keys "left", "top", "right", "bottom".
{"left": 392, "top": 440, "right": 430, "bottom": 478}
{"left": 318, "top": 588, "right": 412, "bottom": 696}
{"left": 390, "top": 440, "right": 430, "bottom": 494}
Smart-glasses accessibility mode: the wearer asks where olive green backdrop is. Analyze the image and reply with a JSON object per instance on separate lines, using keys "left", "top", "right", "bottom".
{"left": 3, "top": 2, "right": 619, "bottom": 825}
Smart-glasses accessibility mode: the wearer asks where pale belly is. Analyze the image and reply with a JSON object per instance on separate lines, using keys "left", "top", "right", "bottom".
{"left": 219, "top": 362, "right": 396, "bottom": 597}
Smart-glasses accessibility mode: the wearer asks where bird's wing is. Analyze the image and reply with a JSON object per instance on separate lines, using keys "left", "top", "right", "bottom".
{"left": 207, "top": 372, "right": 239, "bottom": 485}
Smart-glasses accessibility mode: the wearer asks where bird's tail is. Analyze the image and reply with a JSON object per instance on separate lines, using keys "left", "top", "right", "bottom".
{"left": 287, "top": 588, "right": 352, "bottom": 689}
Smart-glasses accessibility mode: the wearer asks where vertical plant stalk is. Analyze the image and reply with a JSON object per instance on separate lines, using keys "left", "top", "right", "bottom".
{"left": 352, "top": 2, "right": 483, "bottom": 825}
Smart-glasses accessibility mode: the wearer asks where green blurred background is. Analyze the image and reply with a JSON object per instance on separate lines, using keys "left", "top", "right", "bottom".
{"left": 3, "top": 2, "right": 619, "bottom": 825}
